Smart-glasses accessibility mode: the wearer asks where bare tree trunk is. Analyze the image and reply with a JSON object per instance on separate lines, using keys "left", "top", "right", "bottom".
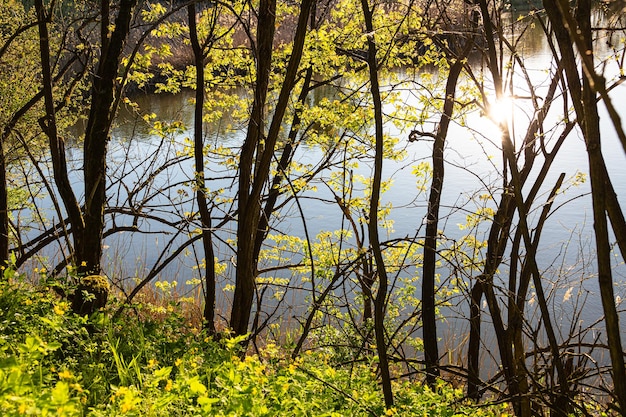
{"left": 467, "top": 187, "right": 517, "bottom": 402}
{"left": 502, "top": 128, "right": 570, "bottom": 416}
{"left": 38, "top": 0, "right": 135, "bottom": 314}
{"left": 467, "top": 1, "right": 519, "bottom": 404}
{"left": 0, "top": 145, "right": 8, "bottom": 266}
{"left": 230, "top": 8, "right": 272, "bottom": 335}
{"left": 81, "top": 0, "right": 136, "bottom": 277}
{"left": 188, "top": 2, "right": 217, "bottom": 334}
{"left": 467, "top": 278, "right": 484, "bottom": 400}
{"left": 544, "top": 0, "right": 626, "bottom": 411}
{"left": 253, "top": 3, "right": 318, "bottom": 262}
{"left": 573, "top": 1, "right": 626, "bottom": 411}
{"left": 581, "top": 67, "right": 626, "bottom": 415}
{"left": 35, "top": 0, "right": 85, "bottom": 254}
{"left": 1, "top": 34, "right": 83, "bottom": 270}
{"left": 360, "top": 0, "right": 393, "bottom": 407}
{"left": 421, "top": 33, "right": 474, "bottom": 386}
{"left": 466, "top": 5, "right": 571, "bottom": 414}
{"left": 231, "top": 0, "right": 313, "bottom": 336}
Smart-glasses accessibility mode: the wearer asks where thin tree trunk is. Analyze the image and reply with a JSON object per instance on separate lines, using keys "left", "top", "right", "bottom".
{"left": 421, "top": 39, "right": 472, "bottom": 386}
{"left": 467, "top": 5, "right": 566, "bottom": 413}
{"left": 471, "top": 5, "right": 522, "bottom": 404}
{"left": 467, "top": 278, "right": 484, "bottom": 400}
{"left": 360, "top": 0, "right": 393, "bottom": 407}
{"left": 582, "top": 74, "right": 626, "bottom": 415}
{"left": 230, "top": 0, "right": 276, "bottom": 336}
{"left": 467, "top": 190, "right": 517, "bottom": 400}
{"left": 188, "top": 3, "right": 217, "bottom": 334}
{"left": 0, "top": 144, "right": 7, "bottom": 266}
{"left": 35, "top": 0, "right": 85, "bottom": 254}
{"left": 501, "top": 127, "right": 570, "bottom": 415}
{"left": 467, "top": 1, "right": 517, "bottom": 401}
{"left": 252, "top": 2, "right": 317, "bottom": 262}
{"left": 544, "top": 1, "right": 626, "bottom": 411}
{"left": 574, "top": 1, "right": 626, "bottom": 411}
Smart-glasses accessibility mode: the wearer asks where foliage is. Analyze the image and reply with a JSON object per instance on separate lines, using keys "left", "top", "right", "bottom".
{"left": 0, "top": 268, "right": 91, "bottom": 415}
{"left": 0, "top": 0, "right": 48, "bottom": 224}
{"left": 0, "top": 1, "right": 40, "bottom": 129}
{"left": 0, "top": 275, "right": 511, "bottom": 416}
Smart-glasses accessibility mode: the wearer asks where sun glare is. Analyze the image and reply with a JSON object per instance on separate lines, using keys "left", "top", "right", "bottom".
{"left": 487, "top": 94, "right": 515, "bottom": 125}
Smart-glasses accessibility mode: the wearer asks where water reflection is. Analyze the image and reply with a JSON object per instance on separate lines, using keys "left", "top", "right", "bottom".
{"left": 30, "top": 5, "right": 626, "bottom": 366}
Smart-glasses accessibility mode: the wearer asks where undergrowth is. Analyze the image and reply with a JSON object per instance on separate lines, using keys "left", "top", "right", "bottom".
{"left": 0, "top": 268, "right": 511, "bottom": 416}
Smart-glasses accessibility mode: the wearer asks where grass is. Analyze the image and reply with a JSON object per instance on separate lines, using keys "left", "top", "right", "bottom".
{"left": 0, "top": 267, "right": 515, "bottom": 416}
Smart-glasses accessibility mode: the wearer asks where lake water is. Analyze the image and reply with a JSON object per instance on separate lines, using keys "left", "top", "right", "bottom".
{"left": 30, "top": 9, "right": 626, "bottom": 363}
{"left": 104, "top": 58, "right": 626, "bottom": 325}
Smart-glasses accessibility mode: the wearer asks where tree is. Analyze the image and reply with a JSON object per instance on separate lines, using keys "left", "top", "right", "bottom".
{"left": 230, "top": 0, "right": 314, "bottom": 336}
{"left": 458, "top": 2, "right": 579, "bottom": 414}
{"left": 543, "top": 0, "right": 626, "bottom": 412}
{"left": 0, "top": 1, "right": 42, "bottom": 266}
{"left": 4, "top": 1, "right": 626, "bottom": 414}
{"left": 35, "top": 0, "right": 141, "bottom": 314}
{"left": 360, "top": 0, "right": 394, "bottom": 406}
{"left": 187, "top": 1, "right": 218, "bottom": 334}
{"left": 416, "top": 0, "right": 479, "bottom": 387}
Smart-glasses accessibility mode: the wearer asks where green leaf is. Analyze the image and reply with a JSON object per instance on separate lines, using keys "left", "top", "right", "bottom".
{"left": 153, "top": 366, "right": 172, "bottom": 381}
{"left": 188, "top": 377, "right": 207, "bottom": 395}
